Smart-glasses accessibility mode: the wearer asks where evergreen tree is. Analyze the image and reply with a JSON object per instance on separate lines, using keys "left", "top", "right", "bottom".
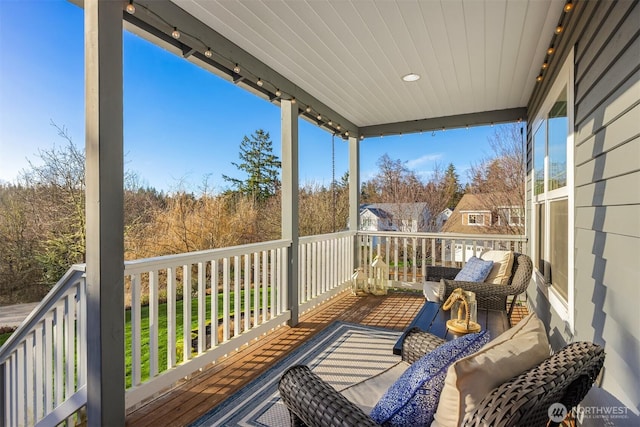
{"left": 222, "top": 129, "right": 282, "bottom": 203}
{"left": 443, "top": 163, "right": 463, "bottom": 208}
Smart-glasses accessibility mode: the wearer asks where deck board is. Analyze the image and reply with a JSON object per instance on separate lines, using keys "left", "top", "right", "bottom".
{"left": 126, "top": 291, "right": 527, "bottom": 426}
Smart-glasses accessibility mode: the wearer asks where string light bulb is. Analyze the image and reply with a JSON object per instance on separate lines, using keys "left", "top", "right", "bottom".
{"left": 360, "top": 135, "right": 364, "bottom": 140}
{"left": 536, "top": 75, "right": 543, "bottom": 82}
{"left": 275, "top": 89, "right": 282, "bottom": 97}
{"left": 256, "top": 78, "right": 263, "bottom": 87}
{"left": 317, "top": 114, "right": 322, "bottom": 121}
{"left": 345, "top": 131, "right": 349, "bottom": 137}
{"left": 126, "top": 0, "right": 135, "bottom": 14}
{"left": 542, "top": 62, "right": 549, "bottom": 69}
{"left": 336, "top": 125, "right": 341, "bottom": 131}
{"left": 305, "top": 106, "right": 311, "bottom": 113}
{"left": 233, "top": 64, "right": 240, "bottom": 73}
{"left": 555, "top": 25, "right": 563, "bottom": 34}
{"left": 171, "top": 27, "right": 180, "bottom": 39}
{"left": 564, "top": 2, "right": 573, "bottom": 12}
{"left": 291, "top": 98, "right": 296, "bottom": 104}
{"left": 204, "top": 48, "right": 213, "bottom": 58}
{"left": 547, "top": 47, "right": 555, "bottom": 55}
{"left": 328, "top": 120, "right": 333, "bottom": 126}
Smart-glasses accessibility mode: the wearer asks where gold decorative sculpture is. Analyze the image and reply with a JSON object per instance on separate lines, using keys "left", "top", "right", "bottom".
{"left": 442, "top": 288, "right": 481, "bottom": 334}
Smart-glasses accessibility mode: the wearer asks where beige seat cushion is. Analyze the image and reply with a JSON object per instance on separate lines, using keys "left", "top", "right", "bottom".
{"left": 432, "top": 312, "right": 550, "bottom": 426}
{"left": 340, "top": 361, "right": 410, "bottom": 414}
{"left": 480, "top": 250, "right": 514, "bottom": 285}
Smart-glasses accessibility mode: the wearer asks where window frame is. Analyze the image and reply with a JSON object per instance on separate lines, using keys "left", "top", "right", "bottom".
{"left": 467, "top": 213, "right": 485, "bottom": 226}
{"left": 531, "top": 49, "right": 575, "bottom": 331}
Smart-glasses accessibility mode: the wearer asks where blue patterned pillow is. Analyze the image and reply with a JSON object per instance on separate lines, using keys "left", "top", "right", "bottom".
{"left": 370, "top": 331, "right": 490, "bottom": 426}
{"left": 454, "top": 256, "right": 494, "bottom": 282}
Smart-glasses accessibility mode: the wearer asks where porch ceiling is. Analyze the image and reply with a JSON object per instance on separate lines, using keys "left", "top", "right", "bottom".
{"left": 169, "top": 0, "right": 564, "bottom": 134}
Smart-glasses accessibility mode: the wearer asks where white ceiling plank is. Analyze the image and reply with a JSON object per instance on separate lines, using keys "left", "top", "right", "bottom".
{"left": 170, "top": 0, "right": 568, "bottom": 129}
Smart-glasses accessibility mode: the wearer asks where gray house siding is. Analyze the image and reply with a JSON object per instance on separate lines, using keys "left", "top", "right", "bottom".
{"left": 527, "top": 0, "right": 640, "bottom": 415}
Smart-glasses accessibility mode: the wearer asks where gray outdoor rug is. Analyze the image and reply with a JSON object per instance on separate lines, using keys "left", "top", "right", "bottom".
{"left": 191, "top": 321, "right": 402, "bottom": 426}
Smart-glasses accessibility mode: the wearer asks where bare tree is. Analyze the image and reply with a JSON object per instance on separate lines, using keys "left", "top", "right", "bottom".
{"left": 466, "top": 123, "right": 526, "bottom": 233}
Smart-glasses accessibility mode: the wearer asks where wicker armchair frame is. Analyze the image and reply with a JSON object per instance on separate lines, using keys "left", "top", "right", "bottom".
{"left": 278, "top": 331, "right": 604, "bottom": 427}
{"left": 427, "top": 252, "right": 533, "bottom": 324}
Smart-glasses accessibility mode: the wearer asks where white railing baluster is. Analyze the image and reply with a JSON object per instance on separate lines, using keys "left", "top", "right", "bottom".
{"left": 306, "top": 243, "right": 312, "bottom": 300}
{"left": 300, "top": 244, "right": 306, "bottom": 303}
{"left": 270, "top": 249, "right": 276, "bottom": 319}
{"left": 25, "top": 332, "right": 34, "bottom": 426}
{"left": 131, "top": 273, "right": 141, "bottom": 386}
{"left": 67, "top": 290, "right": 76, "bottom": 407}
{"left": 312, "top": 243, "right": 316, "bottom": 297}
{"left": 54, "top": 303, "right": 64, "bottom": 407}
{"left": 262, "top": 251, "right": 268, "bottom": 323}
{"left": 16, "top": 343, "right": 25, "bottom": 426}
{"left": 167, "top": 266, "right": 176, "bottom": 368}
{"left": 198, "top": 262, "right": 206, "bottom": 354}
{"left": 244, "top": 255, "right": 251, "bottom": 331}
{"left": 403, "top": 237, "right": 408, "bottom": 281}
{"left": 44, "top": 312, "right": 53, "bottom": 414}
{"left": 234, "top": 255, "right": 241, "bottom": 335}
{"left": 182, "top": 265, "right": 191, "bottom": 363}
{"left": 34, "top": 325, "right": 44, "bottom": 421}
{"left": 78, "top": 279, "right": 87, "bottom": 389}
{"left": 281, "top": 247, "right": 288, "bottom": 312}
{"left": 223, "top": 257, "right": 230, "bottom": 342}
{"left": 212, "top": 259, "right": 219, "bottom": 347}
{"left": 149, "top": 270, "right": 158, "bottom": 378}
{"left": 253, "top": 252, "right": 259, "bottom": 327}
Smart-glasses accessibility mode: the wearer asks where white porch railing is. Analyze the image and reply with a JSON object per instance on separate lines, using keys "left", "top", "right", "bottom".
{"left": 358, "top": 231, "right": 527, "bottom": 284}
{"left": 122, "top": 239, "right": 292, "bottom": 409}
{"left": 1, "top": 231, "right": 525, "bottom": 426}
{"left": 298, "top": 231, "right": 355, "bottom": 314}
{"left": 0, "top": 265, "right": 87, "bottom": 427}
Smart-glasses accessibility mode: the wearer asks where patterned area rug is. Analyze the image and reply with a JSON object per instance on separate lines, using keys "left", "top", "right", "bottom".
{"left": 192, "top": 321, "right": 402, "bottom": 427}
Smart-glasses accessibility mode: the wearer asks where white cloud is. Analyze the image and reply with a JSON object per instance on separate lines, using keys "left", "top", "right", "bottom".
{"left": 406, "top": 153, "right": 443, "bottom": 169}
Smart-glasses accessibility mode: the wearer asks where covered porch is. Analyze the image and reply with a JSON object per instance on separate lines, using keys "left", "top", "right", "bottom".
{"left": 125, "top": 290, "right": 530, "bottom": 427}
{"left": 1, "top": 0, "right": 638, "bottom": 425}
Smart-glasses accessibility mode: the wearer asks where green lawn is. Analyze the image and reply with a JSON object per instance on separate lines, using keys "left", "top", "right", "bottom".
{"left": 125, "top": 289, "right": 268, "bottom": 387}
{"left": 0, "top": 332, "right": 12, "bottom": 347}
{"left": 0, "top": 289, "right": 269, "bottom": 387}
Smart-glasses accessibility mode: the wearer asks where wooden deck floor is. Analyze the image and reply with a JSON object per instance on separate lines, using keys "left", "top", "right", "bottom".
{"left": 126, "top": 291, "right": 528, "bottom": 426}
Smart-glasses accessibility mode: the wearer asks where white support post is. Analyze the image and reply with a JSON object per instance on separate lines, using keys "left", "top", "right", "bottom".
{"left": 84, "top": 1, "right": 124, "bottom": 425}
{"left": 281, "top": 100, "right": 299, "bottom": 326}
{"left": 348, "top": 135, "right": 360, "bottom": 268}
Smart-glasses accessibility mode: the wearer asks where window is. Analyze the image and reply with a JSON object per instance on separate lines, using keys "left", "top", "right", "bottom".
{"left": 532, "top": 50, "right": 574, "bottom": 328}
{"left": 467, "top": 214, "right": 484, "bottom": 225}
{"left": 498, "top": 207, "right": 524, "bottom": 226}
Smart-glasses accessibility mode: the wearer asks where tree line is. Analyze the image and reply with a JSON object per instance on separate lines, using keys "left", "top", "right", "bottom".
{"left": 0, "top": 124, "right": 523, "bottom": 304}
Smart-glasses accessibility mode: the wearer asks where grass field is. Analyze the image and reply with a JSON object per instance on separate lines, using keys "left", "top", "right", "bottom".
{"left": 0, "top": 290, "right": 268, "bottom": 388}
{"left": 124, "top": 289, "right": 267, "bottom": 386}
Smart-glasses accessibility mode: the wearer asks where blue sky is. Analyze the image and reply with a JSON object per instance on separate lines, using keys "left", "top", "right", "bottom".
{"left": 0, "top": 0, "right": 511, "bottom": 193}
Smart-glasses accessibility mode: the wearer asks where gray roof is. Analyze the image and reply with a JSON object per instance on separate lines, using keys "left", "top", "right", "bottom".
{"left": 360, "top": 203, "right": 429, "bottom": 221}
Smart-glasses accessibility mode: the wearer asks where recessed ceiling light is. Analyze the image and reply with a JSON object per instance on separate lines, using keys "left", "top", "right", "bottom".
{"left": 402, "top": 73, "right": 421, "bottom": 82}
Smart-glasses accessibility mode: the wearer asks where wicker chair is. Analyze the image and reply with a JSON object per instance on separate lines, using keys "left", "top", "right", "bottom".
{"left": 278, "top": 328, "right": 605, "bottom": 427}
{"left": 426, "top": 252, "right": 533, "bottom": 324}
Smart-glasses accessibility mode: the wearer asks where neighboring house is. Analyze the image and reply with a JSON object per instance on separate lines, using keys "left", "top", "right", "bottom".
{"left": 443, "top": 193, "right": 524, "bottom": 235}
{"left": 359, "top": 203, "right": 432, "bottom": 233}
{"left": 434, "top": 207, "right": 453, "bottom": 230}
{"left": 359, "top": 206, "right": 394, "bottom": 232}
{"left": 442, "top": 193, "right": 524, "bottom": 261}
